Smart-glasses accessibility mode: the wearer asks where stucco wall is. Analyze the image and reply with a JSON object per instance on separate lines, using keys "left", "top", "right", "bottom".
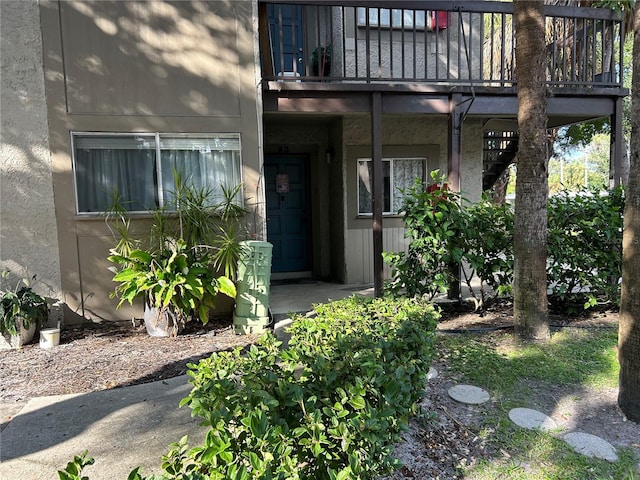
{"left": 328, "top": 9, "right": 482, "bottom": 81}
{"left": 342, "top": 114, "right": 484, "bottom": 199}
{"left": 0, "top": 1, "right": 62, "bottom": 303}
{"left": 461, "top": 118, "right": 484, "bottom": 203}
{"left": 38, "top": 0, "right": 262, "bottom": 323}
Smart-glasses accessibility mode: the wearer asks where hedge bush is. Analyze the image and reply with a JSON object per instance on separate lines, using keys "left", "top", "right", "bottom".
{"left": 547, "top": 187, "right": 623, "bottom": 310}
{"left": 385, "top": 181, "right": 624, "bottom": 311}
{"left": 180, "top": 296, "right": 439, "bottom": 480}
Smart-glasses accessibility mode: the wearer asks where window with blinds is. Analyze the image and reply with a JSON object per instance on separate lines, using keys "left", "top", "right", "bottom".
{"left": 72, "top": 133, "right": 242, "bottom": 214}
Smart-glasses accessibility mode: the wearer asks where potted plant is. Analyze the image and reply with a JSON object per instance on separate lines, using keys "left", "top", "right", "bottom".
{"left": 108, "top": 239, "right": 236, "bottom": 337}
{"left": 311, "top": 44, "right": 331, "bottom": 78}
{"left": 0, "top": 270, "right": 49, "bottom": 349}
{"left": 106, "top": 176, "right": 245, "bottom": 336}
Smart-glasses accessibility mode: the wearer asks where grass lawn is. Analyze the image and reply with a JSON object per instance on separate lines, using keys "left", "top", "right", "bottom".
{"left": 436, "top": 328, "right": 639, "bottom": 480}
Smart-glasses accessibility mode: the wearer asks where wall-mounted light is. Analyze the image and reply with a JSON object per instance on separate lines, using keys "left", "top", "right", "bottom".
{"left": 326, "top": 146, "right": 336, "bottom": 165}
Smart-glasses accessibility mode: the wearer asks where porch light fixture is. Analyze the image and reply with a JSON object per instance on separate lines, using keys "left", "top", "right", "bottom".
{"left": 326, "top": 146, "right": 335, "bottom": 164}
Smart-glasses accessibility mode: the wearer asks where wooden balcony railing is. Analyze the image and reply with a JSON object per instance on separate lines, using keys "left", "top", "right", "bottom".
{"left": 259, "top": 0, "right": 624, "bottom": 89}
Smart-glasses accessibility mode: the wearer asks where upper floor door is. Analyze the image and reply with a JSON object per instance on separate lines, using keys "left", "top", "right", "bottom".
{"left": 267, "top": 4, "right": 304, "bottom": 76}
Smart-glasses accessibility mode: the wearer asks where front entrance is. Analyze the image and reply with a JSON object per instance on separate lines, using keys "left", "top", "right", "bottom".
{"left": 265, "top": 156, "right": 311, "bottom": 276}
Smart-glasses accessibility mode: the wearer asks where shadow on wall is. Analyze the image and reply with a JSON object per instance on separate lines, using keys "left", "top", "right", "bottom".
{"left": 49, "top": 0, "right": 255, "bottom": 118}
{"left": 2, "top": 0, "right": 261, "bottom": 323}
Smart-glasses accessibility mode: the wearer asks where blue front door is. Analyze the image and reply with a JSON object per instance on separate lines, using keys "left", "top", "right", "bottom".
{"left": 265, "top": 156, "right": 311, "bottom": 273}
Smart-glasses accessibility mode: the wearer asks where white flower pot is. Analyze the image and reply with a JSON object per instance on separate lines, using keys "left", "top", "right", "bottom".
{"left": 143, "top": 304, "right": 186, "bottom": 337}
{"left": 39, "top": 328, "right": 60, "bottom": 349}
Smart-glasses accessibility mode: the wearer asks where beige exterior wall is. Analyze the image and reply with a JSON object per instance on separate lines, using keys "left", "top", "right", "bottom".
{"left": 39, "top": 0, "right": 262, "bottom": 323}
{"left": 461, "top": 118, "right": 485, "bottom": 203}
{"left": 2, "top": 0, "right": 489, "bottom": 320}
{"left": 0, "top": 1, "right": 63, "bottom": 307}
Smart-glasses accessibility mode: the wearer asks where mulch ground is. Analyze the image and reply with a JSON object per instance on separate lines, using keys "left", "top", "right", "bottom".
{"left": 0, "top": 317, "right": 259, "bottom": 405}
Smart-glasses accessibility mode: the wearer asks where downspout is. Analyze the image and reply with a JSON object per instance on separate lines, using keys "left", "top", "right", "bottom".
{"left": 447, "top": 7, "right": 476, "bottom": 191}
{"left": 254, "top": 0, "right": 267, "bottom": 241}
{"left": 447, "top": 7, "right": 477, "bottom": 300}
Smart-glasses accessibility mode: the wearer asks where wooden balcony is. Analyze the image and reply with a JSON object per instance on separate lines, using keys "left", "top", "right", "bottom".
{"left": 259, "top": 0, "right": 625, "bottom": 92}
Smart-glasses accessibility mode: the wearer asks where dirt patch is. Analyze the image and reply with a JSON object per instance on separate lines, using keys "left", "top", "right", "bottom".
{"left": 1, "top": 305, "right": 638, "bottom": 478}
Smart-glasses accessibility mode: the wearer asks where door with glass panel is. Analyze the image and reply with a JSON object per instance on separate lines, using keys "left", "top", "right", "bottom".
{"left": 267, "top": 4, "right": 304, "bottom": 76}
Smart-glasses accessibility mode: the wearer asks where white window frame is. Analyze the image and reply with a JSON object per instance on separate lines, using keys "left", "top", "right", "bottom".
{"left": 356, "top": 7, "right": 429, "bottom": 30}
{"left": 71, "top": 132, "right": 243, "bottom": 215}
{"left": 357, "top": 157, "right": 426, "bottom": 216}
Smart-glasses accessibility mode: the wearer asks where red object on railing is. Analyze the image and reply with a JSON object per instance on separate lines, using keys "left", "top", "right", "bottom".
{"left": 430, "top": 11, "right": 449, "bottom": 30}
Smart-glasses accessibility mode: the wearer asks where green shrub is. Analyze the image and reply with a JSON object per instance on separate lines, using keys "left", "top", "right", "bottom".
{"left": 179, "top": 296, "right": 439, "bottom": 480}
{"left": 383, "top": 178, "right": 463, "bottom": 300}
{"left": 59, "top": 297, "right": 438, "bottom": 480}
{"left": 547, "top": 187, "right": 623, "bottom": 310}
{"left": 384, "top": 180, "right": 513, "bottom": 307}
{"left": 386, "top": 181, "right": 623, "bottom": 311}
{"left": 458, "top": 196, "right": 514, "bottom": 303}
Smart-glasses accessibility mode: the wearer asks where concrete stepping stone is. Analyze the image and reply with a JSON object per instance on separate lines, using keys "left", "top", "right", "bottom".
{"left": 509, "top": 407, "right": 558, "bottom": 432}
{"left": 563, "top": 432, "right": 618, "bottom": 462}
{"left": 427, "top": 366, "right": 438, "bottom": 380}
{"left": 448, "top": 384, "right": 490, "bottom": 404}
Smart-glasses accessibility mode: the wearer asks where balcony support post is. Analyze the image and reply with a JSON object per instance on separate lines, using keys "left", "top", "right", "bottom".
{"left": 610, "top": 96, "right": 627, "bottom": 187}
{"left": 447, "top": 93, "right": 462, "bottom": 301}
{"left": 447, "top": 94, "right": 462, "bottom": 191}
{"left": 371, "top": 91, "right": 384, "bottom": 297}
{"left": 258, "top": 3, "right": 274, "bottom": 78}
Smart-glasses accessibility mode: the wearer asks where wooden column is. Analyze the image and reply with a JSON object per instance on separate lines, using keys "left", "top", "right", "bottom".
{"left": 258, "top": 3, "right": 273, "bottom": 78}
{"left": 447, "top": 94, "right": 462, "bottom": 191}
{"left": 371, "top": 92, "right": 384, "bottom": 297}
{"left": 610, "top": 96, "right": 626, "bottom": 187}
{"left": 447, "top": 94, "right": 462, "bottom": 301}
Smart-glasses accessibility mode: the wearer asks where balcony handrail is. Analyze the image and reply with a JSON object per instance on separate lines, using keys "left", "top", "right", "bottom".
{"left": 260, "top": 1, "right": 625, "bottom": 89}
{"left": 259, "top": 0, "right": 623, "bottom": 21}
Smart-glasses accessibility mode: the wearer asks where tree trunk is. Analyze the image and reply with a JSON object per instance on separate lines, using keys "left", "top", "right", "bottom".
{"left": 513, "top": 1, "right": 550, "bottom": 341}
{"left": 618, "top": 2, "right": 640, "bottom": 423}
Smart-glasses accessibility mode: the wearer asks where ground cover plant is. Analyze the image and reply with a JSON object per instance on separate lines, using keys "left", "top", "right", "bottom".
{"left": 437, "top": 328, "right": 639, "bottom": 479}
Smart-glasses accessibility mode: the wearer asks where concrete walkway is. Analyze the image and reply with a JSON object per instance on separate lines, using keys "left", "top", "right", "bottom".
{"left": 0, "top": 376, "right": 206, "bottom": 480}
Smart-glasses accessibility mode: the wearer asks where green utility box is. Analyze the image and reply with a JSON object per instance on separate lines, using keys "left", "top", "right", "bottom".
{"left": 232, "top": 241, "right": 273, "bottom": 334}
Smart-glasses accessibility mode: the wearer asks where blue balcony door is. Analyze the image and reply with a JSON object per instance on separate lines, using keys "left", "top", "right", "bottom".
{"left": 267, "top": 4, "right": 304, "bottom": 76}
{"left": 265, "top": 156, "right": 311, "bottom": 274}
